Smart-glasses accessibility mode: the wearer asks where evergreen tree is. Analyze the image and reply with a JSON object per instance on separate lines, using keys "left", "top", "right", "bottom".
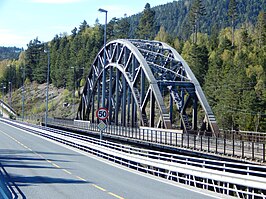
{"left": 155, "top": 26, "right": 171, "bottom": 43}
{"left": 115, "top": 15, "right": 130, "bottom": 39}
{"left": 137, "top": 3, "right": 156, "bottom": 40}
{"left": 79, "top": 20, "right": 89, "bottom": 33}
{"left": 256, "top": 11, "right": 266, "bottom": 48}
{"left": 188, "top": 0, "right": 206, "bottom": 44}
{"left": 228, "top": 0, "right": 237, "bottom": 47}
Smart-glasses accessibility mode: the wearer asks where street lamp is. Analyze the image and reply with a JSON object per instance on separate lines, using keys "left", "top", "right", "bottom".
{"left": 21, "top": 65, "right": 26, "bottom": 121}
{"left": 7, "top": 64, "right": 13, "bottom": 107}
{"left": 1, "top": 83, "right": 6, "bottom": 117}
{"left": 70, "top": 66, "right": 75, "bottom": 117}
{"left": 8, "top": 81, "right": 12, "bottom": 107}
{"left": 78, "top": 67, "right": 84, "bottom": 96}
{"left": 44, "top": 48, "right": 50, "bottom": 127}
{"left": 98, "top": 8, "right": 108, "bottom": 108}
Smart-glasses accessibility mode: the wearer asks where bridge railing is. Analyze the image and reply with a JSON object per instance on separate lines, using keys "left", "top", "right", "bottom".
{"left": 44, "top": 117, "right": 266, "bottom": 163}
{"left": 218, "top": 129, "right": 266, "bottom": 143}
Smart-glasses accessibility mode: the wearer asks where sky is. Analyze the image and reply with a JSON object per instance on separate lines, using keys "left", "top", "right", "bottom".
{"left": 0, "top": 0, "right": 172, "bottom": 49}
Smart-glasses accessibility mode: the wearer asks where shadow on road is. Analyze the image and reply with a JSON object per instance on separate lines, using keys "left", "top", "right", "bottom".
{"left": 0, "top": 149, "right": 90, "bottom": 198}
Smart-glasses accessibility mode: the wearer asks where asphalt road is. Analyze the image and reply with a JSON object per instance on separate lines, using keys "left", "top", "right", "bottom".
{"left": 0, "top": 121, "right": 220, "bottom": 199}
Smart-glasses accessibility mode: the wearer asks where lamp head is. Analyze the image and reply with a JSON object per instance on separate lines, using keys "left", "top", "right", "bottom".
{"left": 98, "top": 8, "right": 107, "bottom": 13}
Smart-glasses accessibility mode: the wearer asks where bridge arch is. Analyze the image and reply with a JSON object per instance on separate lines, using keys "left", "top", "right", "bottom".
{"left": 77, "top": 39, "right": 218, "bottom": 136}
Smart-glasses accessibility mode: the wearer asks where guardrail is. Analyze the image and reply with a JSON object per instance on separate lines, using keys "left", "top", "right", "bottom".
{"left": 1, "top": 118, "right": 266, "bottom": 198}
{"left": 0, "top": 99, "right": 16, "bottom": 117}
{"left": 44, "top": 118, "right": 266, "bottom": 163}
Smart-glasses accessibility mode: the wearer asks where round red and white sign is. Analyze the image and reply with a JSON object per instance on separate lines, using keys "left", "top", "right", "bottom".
{"left": 96, "top": 108, "right": 108, "bottom": 120}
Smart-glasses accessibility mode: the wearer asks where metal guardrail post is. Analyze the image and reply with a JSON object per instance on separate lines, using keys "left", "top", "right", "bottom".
{"left": 224, "top": 138, "right": 226, "bottom": 154}
{"left": 181, "top": 133, "right": 183, "bottom": 147}
{"left": 263, "top": 143, "right": 265, "bottom": 162}
{"left": 200, "top": 136, "right": 203, "bottom": 151}
{"left": 252, "top": 142, "right": 254, "bottom": 160}
{"left": 215, "top": 137, "right": 218, "bottom": 154}
{"left": 208, "top": 136, "right": 210, "bottom": 152}
{"left": 242, "top": 141, "right": 244, "bottom": 158}
{"left": 233, "top": 134, "right": 235, "bottom": 156}
{"left": 194, "top": 135, "right": 196, "bottom": 150}
{"left": 187, "top": 134, "right": 189, "bottom": 148}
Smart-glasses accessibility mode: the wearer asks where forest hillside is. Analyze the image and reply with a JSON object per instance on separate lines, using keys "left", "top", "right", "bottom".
{"left": 0, "top": 0, "right": 265, "bottom": 131}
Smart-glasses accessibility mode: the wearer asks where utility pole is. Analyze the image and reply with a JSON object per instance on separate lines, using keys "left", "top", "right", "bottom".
{"left": 22, "top": 65, "right": 26, "bottom": 121}
{"left": 98, "top": 8, "right": 108, "bottom": 108}
{"left": 71, "top": 66, "right": 76, "bottom": 117}
{"left": 1, "top": 83, "right": 6, "bottom": 117}
{"left": 44, "top": 48, "right": 50, "bottom": 126}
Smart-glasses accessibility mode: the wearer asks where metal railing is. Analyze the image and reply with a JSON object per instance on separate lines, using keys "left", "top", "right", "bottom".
{"left": 1, "top": 118, "right": 266, "bottom": 199}
{"left": 45, "top": 118, "right": 266, "bottom": 163}
{"left": 218, "top": 129, "right": 266, "bottom": 143}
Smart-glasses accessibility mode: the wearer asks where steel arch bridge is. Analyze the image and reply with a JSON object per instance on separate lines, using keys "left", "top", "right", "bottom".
{"left": 77, "top": 39, "right": 219, "bottom": 136}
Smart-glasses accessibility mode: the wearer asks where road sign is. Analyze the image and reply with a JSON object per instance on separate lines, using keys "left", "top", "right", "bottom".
{"left": 98, "top": 120, "right": 107, "bottom": 131}
{"left": 96, "top": 108, "right": 108, "bottom": 120}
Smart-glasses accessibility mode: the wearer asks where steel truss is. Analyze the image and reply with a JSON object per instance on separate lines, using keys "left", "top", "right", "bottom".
{"left": 77, "top": 39, "right": 219, "bottom": 135}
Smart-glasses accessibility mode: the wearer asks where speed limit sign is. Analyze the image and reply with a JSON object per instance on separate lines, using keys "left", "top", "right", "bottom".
{"left": 96, "top": 108, "right": 108, "bottom": 120}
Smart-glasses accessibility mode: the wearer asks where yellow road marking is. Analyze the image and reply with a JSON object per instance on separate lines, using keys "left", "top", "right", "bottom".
{"left": 62, "top": 169, "right": 72, "bottom": 175}
{"left": 108, "top": 192, "right": 125, "bottom": 199}
{"left": 76, "top": 176, "right": 87, "bottom": 182}
{"left": 52, "top": 163, "right": 60, "bottom": 168}
{"left": 92, "top": 184, "right": 106, "bottom": 192}
{"left": 1, "top": 129, "right": 125, "bottom": 199}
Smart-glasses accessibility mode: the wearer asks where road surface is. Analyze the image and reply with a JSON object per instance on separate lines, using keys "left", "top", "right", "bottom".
{"left": 0, "top": 121, "right": 220, "bottom": 199}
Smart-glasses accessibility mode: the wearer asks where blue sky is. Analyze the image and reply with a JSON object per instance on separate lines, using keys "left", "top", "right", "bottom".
{"left": 0, "top": 0, "right": 172, "bottom": 49}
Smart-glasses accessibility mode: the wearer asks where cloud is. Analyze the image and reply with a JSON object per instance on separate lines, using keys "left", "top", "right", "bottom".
{"left": 31, "top": 0, "right": 82, "bottom": 4}
{"left": 0, "top": 29, "right": 32, "bottom": 48}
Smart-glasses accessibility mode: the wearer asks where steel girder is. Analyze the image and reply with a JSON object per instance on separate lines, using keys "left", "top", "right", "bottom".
{"left": 77, "top": 39, "right": 218, "bottom": 136}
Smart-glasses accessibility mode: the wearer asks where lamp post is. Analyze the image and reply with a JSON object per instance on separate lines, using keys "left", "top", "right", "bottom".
{"left": 1, "top": 83, "right": 6, "bottom": 117}
{"left": 21, "top": 65, "right": 26, "bottom": 121}
{"left": 98, "top": 8, "right": 108, "bottom": 108}
{"left": 44, "top": 49, "right": 50, "bottom": 127}
{"left": 77, "top": 67, "right": 84, "bottom": 98}
{"left": 8, "top": 81, "right": 12, "bottom": 107}
{"left": 70, "top": 66, "right": 76, "bottom": 117}
{"left": 7, "top": 64, "right": 11, "bottom": 107}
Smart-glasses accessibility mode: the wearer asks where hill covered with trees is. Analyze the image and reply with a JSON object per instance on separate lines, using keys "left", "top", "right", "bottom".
{"left": 0, "top": 0, "right": 265, "bottom": 131}
{"left": 0, "top": 46, "right": 22, "bottom": 60}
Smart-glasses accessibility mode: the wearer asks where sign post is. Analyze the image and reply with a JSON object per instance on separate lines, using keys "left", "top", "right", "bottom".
{"left": 96, "top": 108, "right": 108, "bottom": 140}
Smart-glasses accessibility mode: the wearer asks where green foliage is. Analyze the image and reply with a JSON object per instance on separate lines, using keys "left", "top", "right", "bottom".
{"left": 203, "top": 14, "right": 266, "bottom": 131}
{"left": 0, "top": 47, "right": 22, "bottom": 61}
{"left": 188, "top": 0, "right": 206, "bottom": 43}
{"left": 0, "top": 1, "right": 265, "bottom": 131}
{"left": 129, "top": 0, "right": 265, "bottom": 41}
{"left": 154, "top": 26, "right": 171, "bottom": 43}
{"left": 136, "top": 3, "right": 156, "bottom": 40}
